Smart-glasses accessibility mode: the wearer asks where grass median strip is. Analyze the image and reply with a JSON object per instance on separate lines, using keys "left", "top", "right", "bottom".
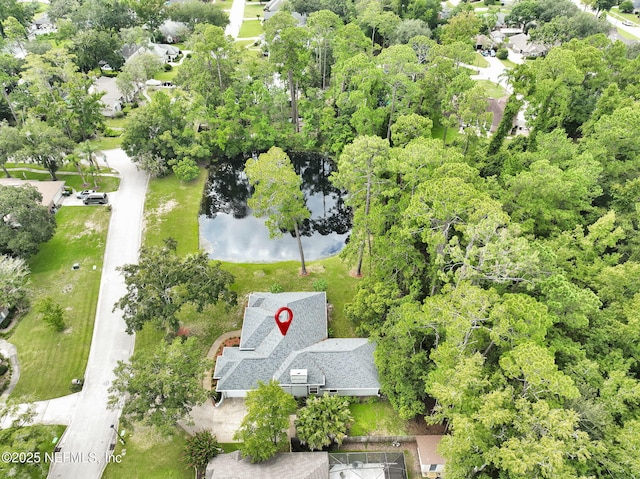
{"left": 8, "top": 207, "right": 111, "bottom": 400}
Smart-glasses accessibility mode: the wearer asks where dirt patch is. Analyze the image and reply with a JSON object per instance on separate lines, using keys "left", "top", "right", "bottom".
{"left": 215, "top": 337, "right": 240, "bottom": 357}
{"left": 62, "top": 284, "right": 73, "bottom": 294}
{"left": 405, "top": 416, "right": 443, "bottom": 436}
{"left": 253, "top": 270, "right": 265, "bottom": 278}
{"left": 149, "top": 199, "right": 178, "bottom": 217}
{"left": 129, "top": 424, "right": 174, "bottom": 451}
{"left": 306, "top": 264, "right": 325, "bottom": 273}
{"left": 84, "top": 219, "right": 104, "bottom": 233}
{"left": 69, "top": 220, "right": 104, "bottom": 240}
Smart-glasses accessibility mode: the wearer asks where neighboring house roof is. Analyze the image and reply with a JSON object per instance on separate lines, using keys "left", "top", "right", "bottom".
{"left": 264, "top": 0, "right": 283, "bottom": 12}
{"left": 263, "top": 10, "right": 306, "bottom": 25}
{"left": 0, "top": 179, "right": 65, "bottom": 210}
{"left": 213, "top": 292, "right": 380, "bottom": 393}
{"left": 123, "top": 43, "right": 179, "bottom": 65}
{"left": 508, "top": 32, "right": 547, "bottom": 56}
{"left": 206, "top": 451, "right": 329, "bottom": 479}
{"left": 488, "top": 96, "right": 509, "bottom": 133}
{"left": 475, "top": 34, "right": 494, "bottom": 48}
{"left": 151, "top": 43, "right": 180, "bottom": 60}
{"left": 92, "top": 77, "right": 123, "bottom": 107}
{"left": 121, "top": 44, "right": 143, "bottom": 62}
{"left": 416, "top": 435, "right": 446, "bottom": 467}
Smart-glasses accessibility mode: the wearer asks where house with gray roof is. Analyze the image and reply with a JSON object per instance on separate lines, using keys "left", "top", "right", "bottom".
{"left": 508, "top": 33, "right": 547, "bottom": 57}
{"left": 213, "top": 292, "right": 380, "bottom": 399}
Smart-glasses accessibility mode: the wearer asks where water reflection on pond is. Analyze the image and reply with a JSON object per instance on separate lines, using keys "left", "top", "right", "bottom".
{"left": 199, "top": 152, "right": 351, "bottom": 262}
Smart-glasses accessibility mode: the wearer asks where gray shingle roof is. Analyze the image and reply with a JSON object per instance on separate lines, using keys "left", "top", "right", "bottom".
{"left": 213, "top": 293, "right": 380, "bottom": 393}
{"left": 274, "top": 340, "right": 379, "bottom": 389}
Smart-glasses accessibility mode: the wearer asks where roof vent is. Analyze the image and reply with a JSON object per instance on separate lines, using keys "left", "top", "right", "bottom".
{"left": 290, "top": 369, "right": 307, "bottom": 384}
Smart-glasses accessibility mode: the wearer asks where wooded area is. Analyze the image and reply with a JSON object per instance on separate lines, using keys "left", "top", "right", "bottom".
{"left": 1, "top": 0, "right": 640, "bottom": 476}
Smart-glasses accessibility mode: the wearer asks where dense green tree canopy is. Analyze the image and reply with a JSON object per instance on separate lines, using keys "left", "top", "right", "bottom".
{"left": 109, "top": 338, "right": 210, "bottom": 432}
{"left": 0, "top": 185, "right": 56, "bottom": 258}
{"left": 234, "top": 380, "right": 297, "bottom": 463}
{"left": 8, "top": 2, "right": 640, "bottom": 476}
{"left": 295, "top": 394, "right": 353, "bottom": 450}
{"left": 114, "top": 241, "right": 236, "bottom": 333}
{"left": 0, "top": 253, "right": 30, "bottom": 311}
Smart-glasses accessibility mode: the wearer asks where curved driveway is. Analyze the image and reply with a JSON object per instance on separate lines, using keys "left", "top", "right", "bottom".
{"left": 47, "top": 149, "right": 148, "bottom": 479}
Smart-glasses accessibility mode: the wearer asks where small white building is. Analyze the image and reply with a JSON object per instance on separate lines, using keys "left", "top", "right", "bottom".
{"left": 416, "top": 435, "right": 446, "bottom": 478}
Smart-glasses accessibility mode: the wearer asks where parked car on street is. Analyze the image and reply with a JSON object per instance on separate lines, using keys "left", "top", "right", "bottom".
{"left": 76, "top": 189, "right": 96, "bottom": 199}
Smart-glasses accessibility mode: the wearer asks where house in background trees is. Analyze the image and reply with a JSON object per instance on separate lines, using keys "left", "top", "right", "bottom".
{"left": 0, "top": 179, "right": 65, "bottom": 212}
{"left": 213, "top": 292, "right": 380, "bottom": 401}
{"left": 91, "top": 77, "right": 126, "bottom": 117}
{"left": 507, "top": 33, "right": 547, "bottom": 57}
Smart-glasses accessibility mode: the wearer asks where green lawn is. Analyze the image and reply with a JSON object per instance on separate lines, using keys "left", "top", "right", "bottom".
{"left": 617, "top": 27, "right": 639, "bottom": 41}
{"left": 143, "top": 168, "right": 208, "bottom": 255}
{"left": 5, "top": 170, "right": 120, "bottom": 193}
{"left": 238, "top": 20, "right": 263, "bottom": 38}
{"left": 235, "top": 39, "right": 259, "bottom": 49}
{"left": 89, "top": 135, "right": 123, "bottom": 150}
{"left": 105, "top": 116, "right": 129, "bottom": 129}
{"left": 9, "top": 207, "right": 111, "bottom": 400}
{"left": 499, "top": 58, "right": 518, "bottom": 69}
{"left": 102, "top": 425, "right": 192, "bottom": 479}
{"left": 475, "top": 79, "right": 508, "bottom": 99}
{"left": 243, "top": 3, "right": 265, "bottom": 18}
{"left": 153, "top": 67, "right": 180, "bottom": 82}
{"left": 473, "top": 52, "right": 490, "bottom": 68}
{"left": 138, "top": 166, "right": 361, "bottom": 354}
{"left": 349, "top": 400, "right": 409, "bottom": 436}
{"left": 611, "top": 7, "right": 639, "bottom": 24}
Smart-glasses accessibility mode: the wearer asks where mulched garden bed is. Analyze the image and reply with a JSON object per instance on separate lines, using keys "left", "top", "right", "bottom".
{"left": 215, "top": 337, "right": 240, "bottom": 357}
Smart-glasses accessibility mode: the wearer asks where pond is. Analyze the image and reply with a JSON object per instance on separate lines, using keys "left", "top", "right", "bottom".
{"left": 199, "top": 152, "right": 351, "bottom": 262}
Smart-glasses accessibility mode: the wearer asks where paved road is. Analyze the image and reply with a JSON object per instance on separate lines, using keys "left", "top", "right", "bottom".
{"left": 225, "top": 0, "right": 246, "bottom": 39}
{"left": 46, "top": 149, "right": 147, "bottom": 479}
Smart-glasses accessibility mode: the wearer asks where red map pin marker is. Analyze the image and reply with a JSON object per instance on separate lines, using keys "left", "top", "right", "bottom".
{"left": 274, "top": 307, "right": 294, "bottom": 336}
